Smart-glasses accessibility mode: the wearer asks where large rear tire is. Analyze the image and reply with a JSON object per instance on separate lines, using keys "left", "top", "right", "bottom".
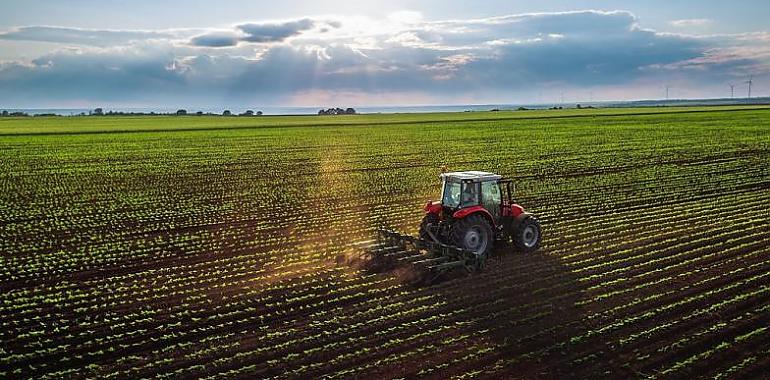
{"left": 450, "top": 214, "right": 493, "bottom": 256}
{"left": 513, "top": 215, "right": 541, "bottom": 253}
{"left": 419, "top": 213, "right": 440, "bottom": 242}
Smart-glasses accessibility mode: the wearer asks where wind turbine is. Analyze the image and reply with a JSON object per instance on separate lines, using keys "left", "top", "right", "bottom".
{"left": 665, "top": 85, "right": 671, "bottom": 100}
{"left": 729, "top": 83, "right": 735, "bottom": 99}
{"left": 746, "top": 75, "right": 753, "bottom": 99}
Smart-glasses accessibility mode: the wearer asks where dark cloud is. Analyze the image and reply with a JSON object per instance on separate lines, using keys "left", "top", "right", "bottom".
{"left": 238, "top": 18, "right": 315, "bottom": 43}
{"left": 187, "top": 18, "right": 334, "bottom": 47}
{"left": 0, "top": 50, "right": 185, "bottom": 105}
{"left": 0, "top": 26, "right": 171, "bottom": 46}
{"left": 461, "top": 30, "right": 707, "bottom": 87}
{"left": 189, "top": 32, "right": 241, "bottom": 47}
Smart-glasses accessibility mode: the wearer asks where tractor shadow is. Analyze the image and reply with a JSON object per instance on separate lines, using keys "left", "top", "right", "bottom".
{"left": 419, "top": 247, "right": 598, "bottom": 379}
{"left": 338, "top": 232, "right": 634, "bottom": 378}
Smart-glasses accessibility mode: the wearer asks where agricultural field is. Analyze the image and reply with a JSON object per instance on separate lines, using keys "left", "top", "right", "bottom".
{"left": 2, "top": 105, "right": 770, "bottom": 379}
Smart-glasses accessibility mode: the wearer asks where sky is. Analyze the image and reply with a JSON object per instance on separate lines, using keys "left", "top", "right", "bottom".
{"left": 0, "top": 0, "right": 768, "bottom": 108}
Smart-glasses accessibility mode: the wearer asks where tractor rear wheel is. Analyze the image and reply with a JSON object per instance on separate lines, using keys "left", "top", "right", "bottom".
{"left": 450, "top": 214, "right": 493, "bottom": 256}
{"left": 419, "top": 213, "right": 440, "bottom": 242}
{"left": 513, "top": 215, "right": 541, "bottom": 253}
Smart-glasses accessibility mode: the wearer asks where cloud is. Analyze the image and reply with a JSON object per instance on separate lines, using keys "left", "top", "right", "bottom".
{"left": 238, "top": 18, "right": 315, "bottom": 43}
{"left": 0, "top": 26, "right": 172, "bottom": 47}
{"left": 187, "top": 18, "right": 341, "bottom": 47}
{"left": 189, "top": 32, "right": 241, "bottom": 48}
{"left": 670, "top": 18, "right": 713, "bottom": 27}
{"left": 418, "top": 10, "right": 639, "bottom": 47}
{"left": 0, "top": 48, "right": 185, "bottom": 106}
{"left": 0, "top": 10, "right": 768, "bottom": 107}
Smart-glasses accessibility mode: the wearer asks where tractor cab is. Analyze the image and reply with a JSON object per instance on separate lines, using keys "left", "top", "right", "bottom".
{"left": 440, "top": 171, "right": 503, "bottom": 219}
{"left": 422, "top": 171, "right": 541, "bottom": 255}
{"left": 435, "top": 171, "right": 523, "bottom": 224}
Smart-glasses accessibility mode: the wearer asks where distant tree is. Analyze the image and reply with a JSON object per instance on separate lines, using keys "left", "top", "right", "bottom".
{"left": 176, "top": 109, "right": 188, "bottom": 116}
{"left": 1, "top": 110, "right": 8, "bottom": 117}
{"left": 92, "top": 108, "right": 104, "bottom": 116}
{"left": 242, "top": 110, "right": 254, "bottom": 116}
{"left": 256, "top": 111, "right": 263, "bottom": 116}
{"left": 222, "top": 110, "right": 232, "bottom": 116}
{"left": 576, "top": 104, "right": 582, "bottom": 109}
{"left": 195, "top": 111, "right": 204, "bottom": 116}
{"left": 318, "top": 107, "right": 358, "bottom": 115}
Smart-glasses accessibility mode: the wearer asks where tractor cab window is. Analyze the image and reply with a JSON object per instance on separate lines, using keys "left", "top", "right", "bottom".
{"left": 460, "top": 181, "right": 480, "bottom": 208}
{"left": 442, "top": 180, "right": 479, "bottom": 208}
{"left": 481, "top": 181, "right": 502, "bottom": 220}
{"left": 442, "top": 181, "right": 461, "bottom": 208}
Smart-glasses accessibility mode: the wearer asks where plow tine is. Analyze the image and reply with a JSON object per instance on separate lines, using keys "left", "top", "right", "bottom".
{"left": 355, "top": 228, "right": 485, "bottom": 284}
{"left": 353, "top": 239, "right": 379, "bottom": 247}
{"left": 356, "top": 242, "right": 388, "bottom": 251}
{"left": 412, "top": 256, "right": 450, "bottom": 266}
{"left": 366, "top": 245, "right": 401, "bottom": 255}
{"left": 399, "top": 253, "right": 435, "bottom": 263}
{"left": 384, "top": 249, "right": 421, "bottom": 259}
{"left": 427, "top": 260, "right": 466, "bottom": 271}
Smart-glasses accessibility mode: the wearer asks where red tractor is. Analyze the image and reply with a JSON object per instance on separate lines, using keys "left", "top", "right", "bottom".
{"left": 419, "top": 171, "right": 541, "bottom": 256}
{"left": 360, "top": 171, "right": 542, "bottom": 281}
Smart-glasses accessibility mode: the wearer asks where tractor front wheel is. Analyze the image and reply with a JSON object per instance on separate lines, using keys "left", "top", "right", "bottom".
{"left": 513, "top": 215, "right": 541, "bottom": 253}
{"left": 450, "top": 214, "right": 493, "bottom": 256}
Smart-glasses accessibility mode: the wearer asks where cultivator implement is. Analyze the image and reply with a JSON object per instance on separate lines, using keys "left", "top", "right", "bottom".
{"left": 356, "top": 229, "right": 487, "bottom": 284}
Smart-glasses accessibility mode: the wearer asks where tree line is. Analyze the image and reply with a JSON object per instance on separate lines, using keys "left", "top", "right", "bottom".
{"left": 0, "top": 109, "right": 268, "bottom": 117}
{"left": 1, "top": 108, "right": 361, "bottom": 117}
{"left": 318, "top": 107, "right": 356, "bottom": 115}
{"left": 94, "top": 108, "right": 265, "bottom": 116}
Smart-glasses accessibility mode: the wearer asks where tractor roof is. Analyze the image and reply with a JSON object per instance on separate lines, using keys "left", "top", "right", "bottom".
{"left": 441, "top": 171, "right": 502, "bottom": 182}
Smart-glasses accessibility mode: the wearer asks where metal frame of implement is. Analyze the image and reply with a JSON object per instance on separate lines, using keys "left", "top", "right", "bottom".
{"left": 358, "top": 229, "right": 487, "bottom": 283}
